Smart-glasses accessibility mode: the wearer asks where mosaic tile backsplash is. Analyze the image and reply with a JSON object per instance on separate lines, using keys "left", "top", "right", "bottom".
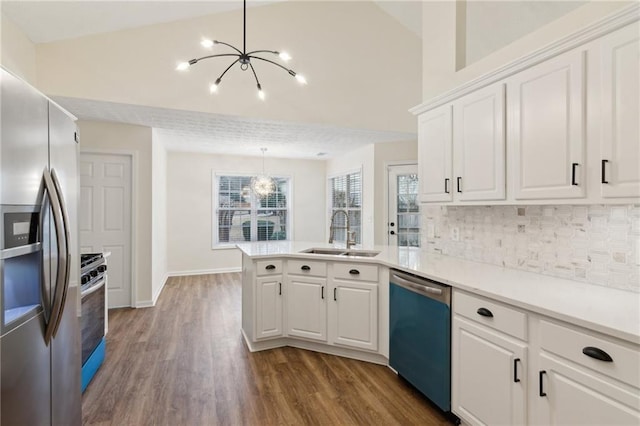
{"left": 421, "top": 204, "right": 640, "bottom": 293}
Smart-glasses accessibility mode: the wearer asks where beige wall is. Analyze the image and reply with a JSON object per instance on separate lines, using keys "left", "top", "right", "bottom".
{"left": 77, "top": 120, "right": 154, "bottom": 306}
{"left": 166, "top": 151, "right": 326, "bottom": 274}
{"left": 151, "top": 130, "right": 168, "bottom": 302}
{"left": 1, "top": 13, "right": 38, "bottom": 85}
{"left": 422, "top": 0, "right": 632, "bottom": 102}
{"left": 35, "top": 1, "right": 421, "bottom": 134}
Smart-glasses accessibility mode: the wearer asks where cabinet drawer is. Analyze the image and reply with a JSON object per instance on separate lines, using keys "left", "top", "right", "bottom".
{"left": 256, "top": 260, "right": 283, "bottom": 276}
{"left": 453, "top": 291, "right": 527, "bottom": 340}
{"left": 333, "top": 263, "right": 378, "bottom": 282}
{"left": 287, "top": 259, "right": 327, "bottom": 277}
{"left": 540, "top": 319, "right": 640, "bottom": 388}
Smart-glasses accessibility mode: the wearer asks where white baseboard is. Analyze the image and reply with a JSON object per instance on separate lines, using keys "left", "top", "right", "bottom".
{"left": 152, "top": 272, "right": 169, "bottom": 305}
{"left": 167, "top": 267, "right": 242, "bottom": 277}
{"left": 135, "top": 300, "right": 154, "bottom": 308}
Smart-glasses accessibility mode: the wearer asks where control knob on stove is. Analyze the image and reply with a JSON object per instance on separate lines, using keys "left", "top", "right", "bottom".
{"left": 81, "top": 274, "right": 90, "bottom": 285}
{"left": 90, "top": 270, "right": 98, "bottom": 278}
{"left": 97, "top": 265, "right": 107, "bottom": 273}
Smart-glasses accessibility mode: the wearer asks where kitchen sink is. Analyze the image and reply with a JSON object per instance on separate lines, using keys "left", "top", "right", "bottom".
{"left": 299, "top": 248, "right": 380, "bottom": 258}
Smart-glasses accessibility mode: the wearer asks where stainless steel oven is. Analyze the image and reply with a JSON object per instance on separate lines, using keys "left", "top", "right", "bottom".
{"left": 80, "top": 254, "right": 106, "bottom": 366}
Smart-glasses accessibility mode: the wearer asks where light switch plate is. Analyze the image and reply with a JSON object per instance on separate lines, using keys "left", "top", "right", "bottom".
{"left": 450, "top": 227, "right": 460, "bottom": 242}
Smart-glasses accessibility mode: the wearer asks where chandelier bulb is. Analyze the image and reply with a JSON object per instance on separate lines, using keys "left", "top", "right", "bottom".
{"left": 210, "top": 78, "right": 221, "bottom": 93}
{"left": 201, "top": 39, "right": 214, "bottom": 48}
{"left": 278, "top": 51, "right": 292, "bottom": 62}
{"left": 176, "top": 61, "right": 190, "bottom": 71}
{"left": 257, "top": 84, "right": 265, "bottom": 100}
{"left": 295, "top": 74, "right": 308, "bottom": 85}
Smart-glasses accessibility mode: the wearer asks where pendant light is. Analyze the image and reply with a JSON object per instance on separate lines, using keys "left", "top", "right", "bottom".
{"left": 176, "top": 0, "right": 307, "bottom": 100}
{"left": 251, "top": 148, "right": 276, "bottom": 197}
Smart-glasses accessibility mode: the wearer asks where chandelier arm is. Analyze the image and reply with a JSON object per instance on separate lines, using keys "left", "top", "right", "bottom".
{"left": 248, "top": 56, "right": 296, "bottom": 76}
{"left": 249, "top": 63, "right": 261, "bottom": 87}
{"left": 218, "top": 58, "right": 242, "bottom": 82}
{"left": 193, "top": 53, "right": 241, "bottom": 62}
{"left": 246, "top": 49, "right": 278, "bottom": 56}
{"left": 214, "top": 41, "right": 243, "bottom": 55}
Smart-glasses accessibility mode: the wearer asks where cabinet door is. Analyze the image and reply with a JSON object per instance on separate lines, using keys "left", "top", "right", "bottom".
{"left": 452, "top": 316, "right": 527, "bottom": 426}
{"left": 330, "top": 280, "right": 377, "bottom": 351}
{"left": 255, "top": 276, "right": 283, "bottom": 339}
{"left": 454, "top": 83, "right": 506, "bottom": 201}
{"left": 286, "top": 276, "right": 327, "bottom": 342}
{"left": 509, "top": 49, "right": 586, "bottom": 200}
{"left": 418, "top": 104, "right": 453, "bottom": 202}
{"left": 600, "top": 23, "right": 640, "bottom": 198}
{"left": 536, "top": 354, "right": 640, "bottom": 425}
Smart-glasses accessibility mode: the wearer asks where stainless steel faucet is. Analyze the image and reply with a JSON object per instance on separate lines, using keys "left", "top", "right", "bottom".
{"left": 328, "top": 209, "right": 356, "bottom": 249}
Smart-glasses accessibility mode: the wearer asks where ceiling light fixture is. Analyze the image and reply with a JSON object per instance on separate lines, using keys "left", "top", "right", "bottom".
{"left": 251, "top": 148, "right": 276, "bottom": 198}
{"left": 176, "top": 0, "right": 307, "bottom": 100}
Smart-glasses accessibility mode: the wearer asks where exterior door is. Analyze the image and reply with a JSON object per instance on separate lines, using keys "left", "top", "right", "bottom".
{"left": 80, "top": 153, "right": 132, "bottom": 308}
{"left": 388, "top": 164, "right": 420, "bottom": 247}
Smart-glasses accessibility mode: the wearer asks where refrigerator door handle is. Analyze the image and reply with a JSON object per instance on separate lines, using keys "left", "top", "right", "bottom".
{"left": 49, "top": 169, "right": 71, "bottom": 339}
{"left": 42, "top": 169, "right": 68, "bottom": 345}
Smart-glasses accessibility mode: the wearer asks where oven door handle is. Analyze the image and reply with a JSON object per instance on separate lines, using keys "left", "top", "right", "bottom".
{"left": 81, "top": 277, "right": 106, "bottom": 299}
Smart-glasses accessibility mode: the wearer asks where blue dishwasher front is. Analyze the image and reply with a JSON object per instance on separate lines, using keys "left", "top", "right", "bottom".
{"left": 389, "top": 269, "right": 451, "bottom": 413}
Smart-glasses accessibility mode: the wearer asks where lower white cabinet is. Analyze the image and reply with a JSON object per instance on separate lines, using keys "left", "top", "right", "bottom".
{"left": 330, "top": 279, "right": 378, "bottom": 351}
{"left": 286, "top": 275, "right": 327, "bottom": 342}
{"left": 452, "top": 289, "right": 640, "bottom": 425}
{"left": 452, "top": 316, "right": 527, "bottom": 425}
{"left": 255, "top": 275, "right": 283, "bottom": 339}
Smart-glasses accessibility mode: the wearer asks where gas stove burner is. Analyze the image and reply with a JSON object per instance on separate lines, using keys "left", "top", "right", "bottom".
{"left": 81, "top": 253, "right": 103, "bottom": 269}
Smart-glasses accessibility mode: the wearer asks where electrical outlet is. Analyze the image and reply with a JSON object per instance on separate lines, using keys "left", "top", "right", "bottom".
{"left": 450, "top": 227, "right": 460, "bottom": 242}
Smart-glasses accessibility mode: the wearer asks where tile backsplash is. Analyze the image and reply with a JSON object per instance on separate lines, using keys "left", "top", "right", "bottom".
{"left": 422, "top": 204, "right": 640, "bottom": 293}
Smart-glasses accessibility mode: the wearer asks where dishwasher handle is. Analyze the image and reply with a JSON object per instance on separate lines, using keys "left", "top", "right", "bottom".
{"left": 390, "top": 272, "right": 450, "bottom": 305}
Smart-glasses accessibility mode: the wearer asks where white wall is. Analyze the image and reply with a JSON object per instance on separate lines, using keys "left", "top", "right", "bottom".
{"left": 151, "top": 130, "right": 168, "bottom": 303}
{"left": 422, "top": 0, "right": 632, "bottom": 101}
{"left": 1, "top": 12, "right": 38, "bottom": 85}
{"left": 77, "top": 120, "right": 154, "bottom": 306}
{"left": 35, "top": 1, "right": 421, "bottom": 134}
{"left": 166, "top": 151, "right": 326, "bottom": 274}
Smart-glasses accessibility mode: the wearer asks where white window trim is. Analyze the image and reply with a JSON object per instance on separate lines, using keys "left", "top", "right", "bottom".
{"left": 211, "top": 171, "right": 293, "bottom": 249}
{"left": 326, "top": 167, "right": 363, "bottom": 244}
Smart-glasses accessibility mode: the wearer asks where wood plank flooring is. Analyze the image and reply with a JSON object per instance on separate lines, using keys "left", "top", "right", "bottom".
{"left": 82, "top": 273, "right": 453, "bottom": 425}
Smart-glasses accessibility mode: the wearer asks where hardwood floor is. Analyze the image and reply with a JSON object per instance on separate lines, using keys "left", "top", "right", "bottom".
{"left": 82, "top": 273, "right": 453, "bottom": 425}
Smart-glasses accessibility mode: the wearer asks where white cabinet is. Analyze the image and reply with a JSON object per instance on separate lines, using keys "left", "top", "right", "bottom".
{"left": 418, "top": 104, "right": 453, "bottom": 202}
{"left": 255, "top": 276, "right": 283, "bottom": 339}
{"left": 330, "top": 279, "right": 378, "bottom": 352}
{"left": 453, "top": 83, "right": 506, "bottom": 201}
{"left": 285, "top": 275, "right": 327, "bottom": 342}
{"left": 600, "top": 23, "right": 640, "bottom": 198}
{"left": 508, "top": 49, "right": 586, "bottom": 200}
{"left": 452, "top": 291, "right": 527, "bottom": 426}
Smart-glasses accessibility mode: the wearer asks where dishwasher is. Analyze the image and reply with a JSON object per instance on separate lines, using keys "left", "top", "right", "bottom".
{"left": 389, "top": 269, "right": 452, "bottom": 413}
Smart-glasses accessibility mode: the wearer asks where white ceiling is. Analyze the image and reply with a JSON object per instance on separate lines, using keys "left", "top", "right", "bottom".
{"left": 2, "top": 1, "right": 421, "bottom": 158}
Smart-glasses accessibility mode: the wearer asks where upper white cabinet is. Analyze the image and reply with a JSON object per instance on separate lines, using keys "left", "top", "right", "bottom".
{"left": 453, "top": 83, "right": 506, "bottom": 201}
{"left": 508, "top": 50, "right": 586, "bottom": 200}
{"left": 418, "top": 105, "right": 453, "bottom": 202}
{"left": 600, "top": 24, "right": 640, "bottom": 198}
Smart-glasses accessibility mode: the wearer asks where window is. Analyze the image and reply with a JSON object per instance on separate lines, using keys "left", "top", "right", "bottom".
{"left": 396, "top": 173, "right": 420, "bottom": 247}
{"left": 329, "top": 171, "right": 362, "bottom": 244}
{"left": 214, "top": 175, "right": 290, "bottom": 246}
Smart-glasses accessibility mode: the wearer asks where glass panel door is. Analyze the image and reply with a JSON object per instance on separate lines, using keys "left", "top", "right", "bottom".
{"left": 388, "top": 165, "right": 420, "bottom": 247}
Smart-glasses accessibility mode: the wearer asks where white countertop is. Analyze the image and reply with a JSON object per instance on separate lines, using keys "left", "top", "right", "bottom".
{"left": 236, "top": 241, "right": 640, "bottom": 345}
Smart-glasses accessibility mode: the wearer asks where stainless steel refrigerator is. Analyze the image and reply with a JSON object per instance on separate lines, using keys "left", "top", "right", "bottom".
{"left": 0, "top": 67, "right": 81, "bottom": 425}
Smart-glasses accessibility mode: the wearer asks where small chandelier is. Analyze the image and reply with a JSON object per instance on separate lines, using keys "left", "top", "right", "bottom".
{"left": 251, "top": 148, "right": 276, "bottom": 198}
{"left": 176, "top": 0, "right": 307, "bottom": 100}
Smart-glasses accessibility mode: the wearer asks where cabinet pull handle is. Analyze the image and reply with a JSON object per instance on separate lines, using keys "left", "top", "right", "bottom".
{"left": 601, "top": 159, "right": 609, "bottom": 184}
{"left": 265, "top": 264, "right": 276, "bottom": 270}
{"left": 476, "top": 307, "right": 493, "bottom": 317}
{"left": 321, "top": 286, "right": 324, "bottom": 299}
{"left": 444, "top": 178, "right": 450, "bottom": 194}
{"left": 301, "top": 265, "right": 311, "bottom": 271}
{"left": 334, "top": 288, "right": 337, "bottom": 301}
{"left": 349, "top": 269, "right": 360, "bottom": 275}
{"left": 571, "top": 163, "right": 579, "bottom": 186}
{"left": 582, "top": 346, "right": 613, "bottom": 362}
{"left": 514, "top": 358, "right": 521, "bottom": 383}
{"left": 457, "top": 177, "right": 462, "bottom": 193}
{"left": 539, "top": 370, "right": 547, "bottom": 397}
{"left": 279, "top": 282, "right": 282, "bottom": 296}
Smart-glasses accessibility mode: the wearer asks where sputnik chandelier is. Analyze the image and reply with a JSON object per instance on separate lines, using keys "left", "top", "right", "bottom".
{"left": 176, "top": 0, "right": 307, "bottom": 100}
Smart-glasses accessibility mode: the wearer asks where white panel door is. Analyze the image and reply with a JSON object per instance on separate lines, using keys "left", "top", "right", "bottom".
{"left": 454, "top": 83, "right": 506, "bottom": 201}
{"left": 418, "top": 105, "right": 453, "bottom": 202}
{"left": 80, "top": 153, "right": 132, "bottom": 308}
{"left": 255, "top": 276, "right": 283, "bottom": 339}
{"left": 286, "top": 276, "right": 327, "bottom": 342}
{"left": 452, "top": 316, "right": 527, "bottom": 426}
{"left": 509, "top": 49, "right": 586, "bottom": 200}
{"left": 330, "top": 280, "right": 377, "bottom": 351}
{"left": 600, "top": 23, "right": 640, "bottom": 198}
